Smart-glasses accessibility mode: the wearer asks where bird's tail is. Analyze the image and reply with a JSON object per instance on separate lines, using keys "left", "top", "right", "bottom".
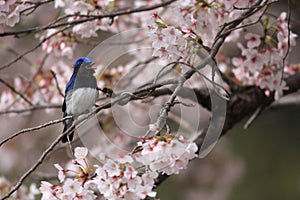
{"left": 62, "top": 115, "right": 74, "bottom": 143}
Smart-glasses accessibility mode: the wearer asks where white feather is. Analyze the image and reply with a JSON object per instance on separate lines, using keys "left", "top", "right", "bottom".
{"left": 66, "top": 88, "right": 98, "bottom": 116}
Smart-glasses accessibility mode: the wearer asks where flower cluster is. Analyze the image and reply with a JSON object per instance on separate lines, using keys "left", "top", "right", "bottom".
{"left": 147, "top": 1, "right": 280, "bottom": 64}
{"left": 39, "top": 135, "right": 198, "bottom": 200}
{"left": 148, "top": 12, "right": 192, "bottom": 61}
{"left": 40, "top": 147, "right": 96, "bottom": 200}
{"left": 40, "top": 1, "right": 162, "bottom": 58}
{"left": 135, "top": 135, "right": 198, "bottom": 175}
{"left": 232, "top": 12, "right": 297, "bottom": 97}
{"left": 93, "top": 154, "right": 158, "bottom": 200}
{"left": 40, "top": 179, "right": 96, "bottom": 200}
{"left": 173, "top": 0, "right": 259, "bottom": 47}
{"left": 41, "top": 1, "right": 105, "bottom": 58}
{"left": 53, "top": 0, "right": 163, "bottom": 39}
{"left": 0, "top": 0, "right": 29, "bottom": 27}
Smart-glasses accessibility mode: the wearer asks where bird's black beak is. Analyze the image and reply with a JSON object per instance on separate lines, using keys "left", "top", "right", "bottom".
{"left": 85, "top": 62, "right": 96, "bottom": 72}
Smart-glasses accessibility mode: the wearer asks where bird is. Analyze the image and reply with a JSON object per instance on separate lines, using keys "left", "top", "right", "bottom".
{"left": 62, "top": 57, "right": 98, "bottom": 143}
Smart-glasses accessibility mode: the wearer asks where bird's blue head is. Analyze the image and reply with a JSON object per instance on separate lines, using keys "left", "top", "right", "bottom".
{"left": 66, "top": 57, "right": 96, "bottom": 92}
{"left": 72, "top": 57, "right": 96, "bottom": 77}
{"left": 73, "top": 57, "right": 94, "bottom": 71}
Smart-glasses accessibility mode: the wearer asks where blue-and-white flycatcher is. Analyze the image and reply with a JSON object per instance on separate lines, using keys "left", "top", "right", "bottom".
{"left": 62, "top": 57, "right": 98, "bottom": 143}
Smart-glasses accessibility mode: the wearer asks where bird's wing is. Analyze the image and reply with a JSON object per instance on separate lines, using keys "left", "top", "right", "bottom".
{"left": 63, "top": 75, "right": 76, "bottom": 113}
{"left": 65, "top": 76, "right": 75, "bottom": 92}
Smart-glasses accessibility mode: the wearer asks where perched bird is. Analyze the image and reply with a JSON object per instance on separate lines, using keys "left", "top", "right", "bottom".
{"left": 62, "top": 57, "right": 98, "bottom": 143}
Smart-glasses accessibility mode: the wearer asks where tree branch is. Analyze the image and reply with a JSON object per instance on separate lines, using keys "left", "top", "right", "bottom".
{"left": 0, "top": 104, "right": 61, "bottom": 115}
{"left": 0, "top": 116, "right": 71, "bottom": 147}
{"left": 270, "top": 92, "right": 300, "bottom": 109}
{"left": 0, "top": 0, "right": 177, "bottom": 38}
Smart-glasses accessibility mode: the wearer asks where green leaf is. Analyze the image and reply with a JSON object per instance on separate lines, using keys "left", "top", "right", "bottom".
{"left": 155, "top": 21, "right": 167, "bottom": 28}
{"left": 263, "top": 17, "right": 269, "bottom": 29}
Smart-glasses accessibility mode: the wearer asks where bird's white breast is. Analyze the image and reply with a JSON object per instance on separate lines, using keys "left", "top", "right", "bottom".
{"left": 66, "top": 88, "right": 98, "bottom": 116}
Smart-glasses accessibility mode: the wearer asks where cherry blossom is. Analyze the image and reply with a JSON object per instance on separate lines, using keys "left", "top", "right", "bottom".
{"left": 40, "top": 156, "right": 96, "bottom": 200}
{"left": 62, "top": 179, "right": 83, "bottom": 197}
{"left": 54, "top": 0, "right": 66, "bottom": 8}
{"left": 149, "top": 123, "right": 161, "bottom": 132}
{"left": 245, "top": 33, "right": 261, "bottom": 49}
{"left": 74, "top": 147, "right": 88, "bottom": 160}
{"left": 25, "top": 135, "right": 195, "bottom": 199}
{"left": 40, "top": 179, "right": 96, "bottom": 200}
{"left": 135, "top": 184, "right": 157, "bottom": 199}
{"left": 148, "top": 13, "right": 192, "bottom": 61}
{"left": 76, "top": 186, "right": 97, "bottom": 200}
{"left": 38, "top": 147, "right": 160, "bottom": 199}
{"left": 231, "top": 12, "right": 297, "bottom": 98}
{"left": 72, "top": 20, "right": 103, "bottom": 38}
{"left": 0, "top": 0, "right": 29, "bottom": 27}
{"left": 93, "top": 153, "right": 158, "bottom": 200}
{"left": 65, "top": 1, "right": 94, "bottom": 15}
{"left": 0, "top": 90, "right": 15, "bottom": 112}
{"left": 54, "top": 163, "right": 67, "bottom": 183}
{"left": 6, "top": 10, "right": 20, "bottom": 27}
{"left": 135, "top": 135, "right": 198, "bottom": 175}
{"left": 170, "top": 0, "right": 257, "bottom": 47}
{"left": 39, "top": 181, "right": 58, "bottom": 200}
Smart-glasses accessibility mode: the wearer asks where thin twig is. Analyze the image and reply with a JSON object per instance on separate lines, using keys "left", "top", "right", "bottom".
{"left": 0, "top": 116, "right": 71, "bottom": 147}
{"left": 157, "top": 61, "right": 230, "bottom": 100}
{"left": 50, "top": 70, "right": 65, "bottom": 97}
{"left": 1, "top": 44, "right": 33, "bottom": 66}
{"left": 121, "top": 57, "right": 158, "bottom": 88}
{"left": 221, "top": 1, "right": 271, "bottom": 37}
{"left": 213, "top": 0, "right": 265, "bottom": 44}
{"left": 0, "top": 78, "right": 33, "bottom": 106}
{"left": 5, "top": 53, "right": 50, "bottom": 110}
{"left": 0, "top": 104, "right": 61, "bottom": 115}
{"left": 243, "top": 106, "right": 262, "bottom": 129}
{"left": 137, "top": 59, "right": 179, "bottom": 90}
